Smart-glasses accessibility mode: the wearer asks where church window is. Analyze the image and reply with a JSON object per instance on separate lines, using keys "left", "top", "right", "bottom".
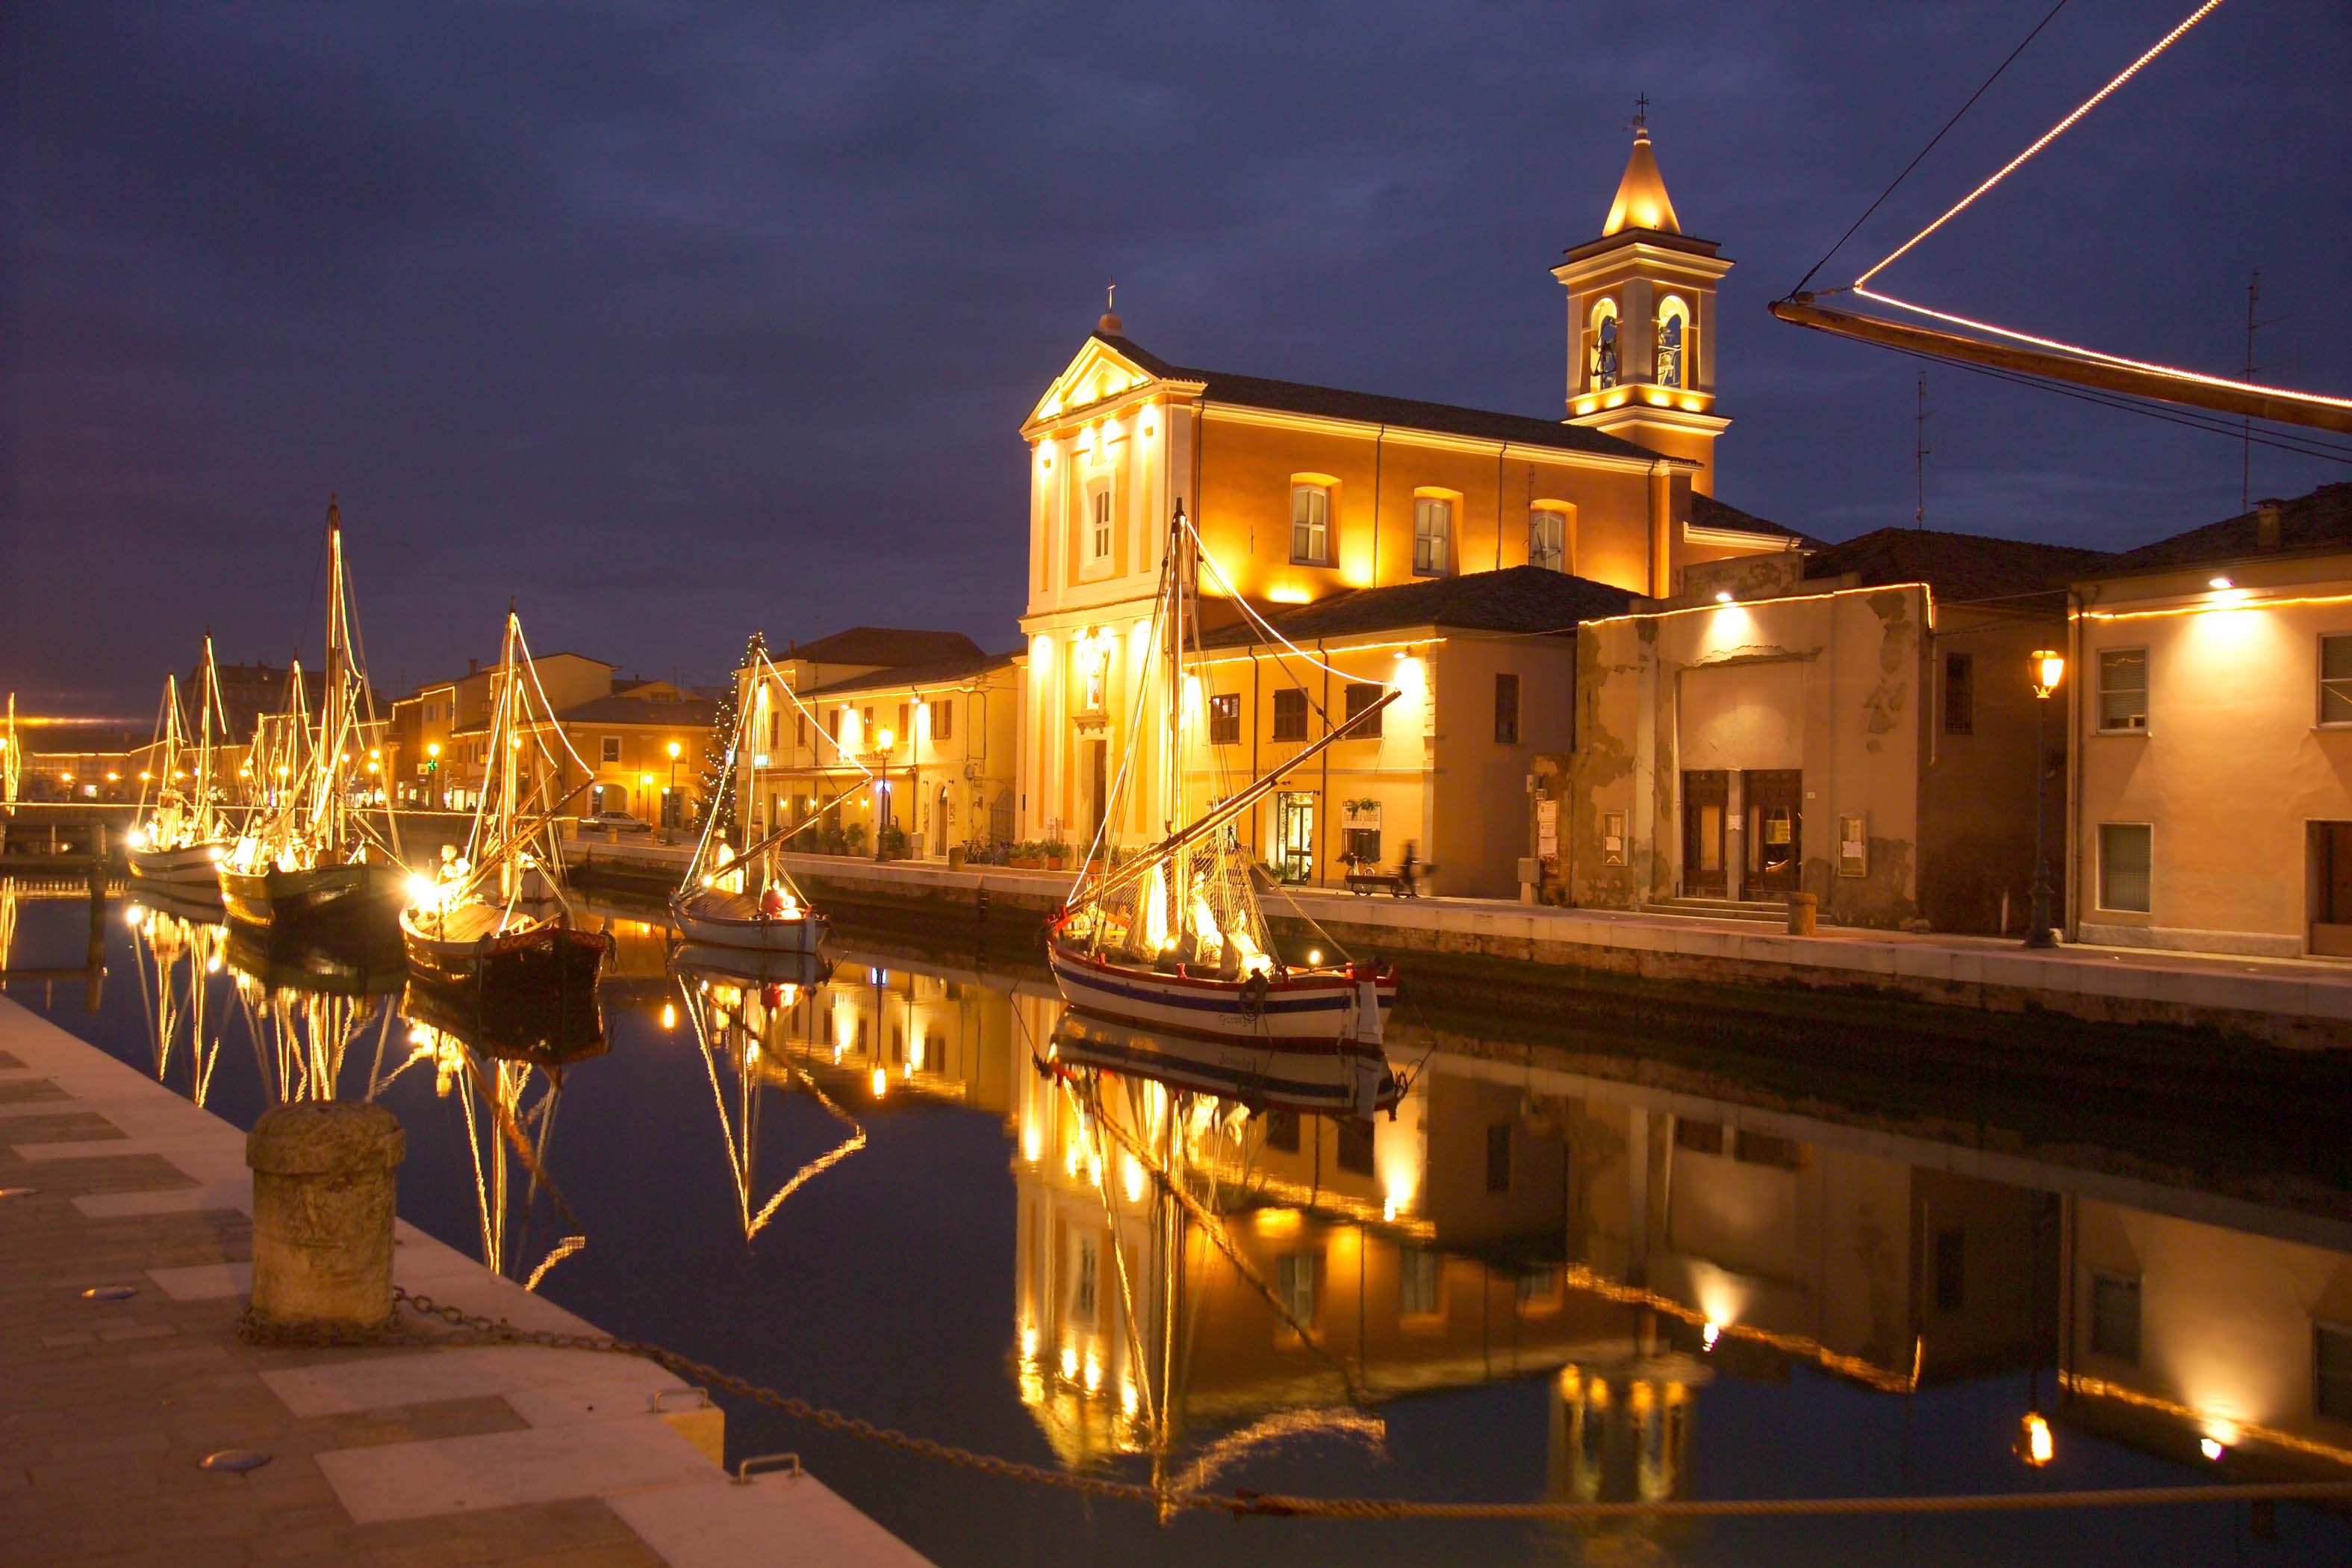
{"left": 1590, "top": 300, "right": 1620, "bottom": 391}
{"left": 1413, "top": 496, "right": 1452, "bottom": 576}
{"left": 1291, "top": 482, "right": 1331, "bottom": 565}
{"left": 1656, "top": 296, "right": 1690, "bottom": 389}
{"left": 1529, "top": 503, "right": 1571, "bottom": 572}
{"left": 1088, "top": 485, "right": 1114, "bottom": 565}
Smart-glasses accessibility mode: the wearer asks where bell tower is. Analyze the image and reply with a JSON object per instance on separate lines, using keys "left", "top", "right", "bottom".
{"left": 1555, "top": 111, "right": 1732, "bottom": 494}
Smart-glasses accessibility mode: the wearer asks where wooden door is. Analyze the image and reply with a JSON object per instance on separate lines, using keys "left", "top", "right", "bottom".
{"left": 2314, "top": 823, "right": 2352, "bottom": 956}
{"left": 1681, "top": 771, "right": 1728, "bottom": 896}
{"left": 1745, "top": 769, "right": 1802, "bottom": 894}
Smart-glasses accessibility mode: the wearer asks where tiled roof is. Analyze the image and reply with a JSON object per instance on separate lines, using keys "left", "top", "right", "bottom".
{"left": 2097, "top": 482, "right": 2352, "bottom": 576}
{"left": 1804, "top": 526, "right": 2116, "bottom": 602}
{"left": 780, "top": 626, "right": 986, "bottom": 668}
{"left": 1197, "top": 566, "right": 1634, "bottom": 650}
{"left": 1693, "top": 491, "right": 1817, "bottom": 546}
{"left": 1092, "top": 336, "right": 1670, "bottom": 464}
{"left": 553, "top": 693, "right": 715, "bottom": 727}
{"left": 798, "top": 649, "right": 1018, "bottom": 700}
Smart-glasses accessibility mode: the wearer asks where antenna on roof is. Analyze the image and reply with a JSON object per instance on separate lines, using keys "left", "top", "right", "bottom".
{"left": 1098, "top": 279, "right": 1123, "bottom": 336}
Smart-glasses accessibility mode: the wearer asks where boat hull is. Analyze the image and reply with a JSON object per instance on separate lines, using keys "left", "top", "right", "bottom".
{"left": 1048, "top": 942, "right": 1395, "bottom": 1043}
{"left": 1052, "top": 1009, "right": 1403, "bottom": 1118}
{"left": 400, "top": 907, "right": 612, "bottom": 996}
{"left": 668, "top": 893, "right": 828, "bottom": 954}
{"left": 670, "top": 942, "right": 833, "bottom": 991}
{"left": 127, "top": 841, "right": 225, "bottom": 892}
{"left": 220, "top": 862, "right": 405, "bottom": 935}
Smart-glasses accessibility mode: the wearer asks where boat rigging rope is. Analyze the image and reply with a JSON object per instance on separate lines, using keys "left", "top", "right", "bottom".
{"left": 298, "top": 1288, "right": 2352, "bottom": 1524}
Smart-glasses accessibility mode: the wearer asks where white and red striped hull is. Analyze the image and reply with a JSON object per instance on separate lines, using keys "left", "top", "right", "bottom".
{"left": 1047, "top": 940, "right": 1398, "bottom": 1116}
{"left": 668, "top": 892, "right": 827, "bottom": 955}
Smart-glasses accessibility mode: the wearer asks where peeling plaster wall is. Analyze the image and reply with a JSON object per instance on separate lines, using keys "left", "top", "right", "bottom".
{"left": 1569, "top": 586, "right": 1930, "bottom": 924}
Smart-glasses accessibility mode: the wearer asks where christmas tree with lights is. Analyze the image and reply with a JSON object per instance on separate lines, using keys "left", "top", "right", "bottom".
{"left": 694, "top": 630, "right": 765, "bottom": 842}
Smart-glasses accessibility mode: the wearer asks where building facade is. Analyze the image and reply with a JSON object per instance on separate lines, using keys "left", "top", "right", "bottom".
{"left": 2069, "top": 485, "right": 2352, "bottom": 957}
{"left": 1015, "top": 127, "right": 1794, "bottom": 891}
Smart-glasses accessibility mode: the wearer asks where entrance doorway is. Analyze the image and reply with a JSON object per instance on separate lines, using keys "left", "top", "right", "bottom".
{"left": 1681, "top": 771, "right": 1728, "bottom": 896}
{"left": 1274, "top": 791, "right": 1316, "bottom": 883}
{"left": 1745, "top": 769, "right": 1802, "bottom": 894}
{"left": 1087, "top": 739, "right": 1109, "bottom": 850}
{"left": 2312, "top": 823, "right": 2352, "bottom": 956}
{"left": 935, "top": 785, "right": 951, "bottom": 856}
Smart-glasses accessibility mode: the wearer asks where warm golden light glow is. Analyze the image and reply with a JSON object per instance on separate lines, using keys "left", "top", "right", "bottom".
{"left": 667, "top": 741, "right": 682, "bottom": 759}
{"left": 659, "top": 1001, "right": 676, "bottom": 1030}
{"left": 2031, "top": 648, "right": 2065, "bottom": 698}
{"left": 427, "top": 742, "right": 441, "bottom": 757}
{"left": 2018, "top": 1411, "right": 2054, "bottom": 1466}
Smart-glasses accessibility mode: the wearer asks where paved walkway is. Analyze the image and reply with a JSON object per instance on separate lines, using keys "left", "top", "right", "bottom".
{"left": 0, "top": 998, "right": 928, "bottom": 1568}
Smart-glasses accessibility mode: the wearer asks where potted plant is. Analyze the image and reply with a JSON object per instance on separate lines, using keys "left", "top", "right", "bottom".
{"left": 843, "top": 821, "right": 869, "bottom": 856}
{"left": 1012, "top": 840, "right": 1043, "bottom": 870}
{"left": 877, "top": 822, "right": 908, "bottom": 861}
{"left": 1042, "top": 839, "right": 1070, "bottom": 872}
{"left": 820, "top": 824, "right": 847, "bottom": 856}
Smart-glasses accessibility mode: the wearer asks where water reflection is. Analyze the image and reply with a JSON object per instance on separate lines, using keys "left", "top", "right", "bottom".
{"left": 28, "top": 882, "right": 2348, "bottom": 1558}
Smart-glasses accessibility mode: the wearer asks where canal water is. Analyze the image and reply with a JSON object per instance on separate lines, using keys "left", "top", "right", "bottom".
{"left": 5, "top": 876, "right": 2351, "bottom": 1567}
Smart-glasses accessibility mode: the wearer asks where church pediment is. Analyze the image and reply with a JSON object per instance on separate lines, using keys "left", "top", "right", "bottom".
{"left": 1024, "top": 338, "right": 1172, "bottom": 432}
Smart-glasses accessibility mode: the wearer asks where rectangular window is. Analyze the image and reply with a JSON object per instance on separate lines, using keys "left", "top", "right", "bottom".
{"left": 1734, "top": 1130, "right": 1803, "bottom": 1169}
{"left": 1343, "top": 827, "right": 1381, "bottom": 865}
{"left": 932, "top": 698, "right": 952, "bottom": 741}
{"left": 1337, "top": 1119, "right": 1374, "bottom": 1175}
{"left": 1530, "top": 507, "right": 1567, "bottom": 572}
{"left": 1413, "top": 497, "right": 1452, "bottom": 576}
{"left": 1944, "top": 653, "right": 1973, "bottom": 735}
{"left": 1276, "top": 1253, "right": 1318, "bottom": 1327}
{"left": 1674, "top": 1119, "right": 1724, "bottom": 1155}
{"left": 828, "top": 710, "right": 840, "bottom": 744}
{"left": 1089, "top": 487, "right": 1113, "bottom": 562}
{"left": 1485, "top": 1123, "right": 1512, "bottom": 1194}
{"left": 1208, "top": 693, "right": 1240, "bottom": 747}
{"left": 2098, "top": 647, "right": 2148, "bottom": 732}
{"left": 2099, "top": 822, "right": 2153, "bottom": 912}
{"left": 1494, "top": 673, "right": 1520, "bottom": 744}
{"left": 1934, "top": 1225, "right": 1966, "bottom": 1313}
{"left": 1272, "top": 688, "right": 1308, "bottom": 742}
{"left": 1073, "top": 1237, "right": 1098, "bottom": 1323}
{"left": 1343, "top": 681, "right": 1382, "bottom": 738}
{"left": 2090, "top": 1273, "right": 2141, "bottom": 1363}
{"left": 862, "top": 706, "right": 874, "bottom": 739}
{"left": 1291, "top": 483, "right": 1331, "bottom": 565}
{"left": 1266, "top": 1107, "right": 1300, "bottom": 1153}
{"left": 2318, "top": 1322, "right": 2352, "bottom": 1421}
{"left": 600, "top": 736, "right": 620, "bottom": 764}
{"left": 767, "top": 712, "right": 780, "bottom": 751}
{"left": 2323, "top": 636, "right": 2352, "bottom": 724}
{"left": 796, "top": 712, "right": 807, "bottom": 749}
{"left": 1399, "top": 1247, "right": 1440, "bottom": 1316}
{"left": 896, "top": 703, "right": 909, "bottom": 745}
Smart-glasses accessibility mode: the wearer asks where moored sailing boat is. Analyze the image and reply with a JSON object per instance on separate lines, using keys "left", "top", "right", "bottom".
{"left": 667, "top": 638, "right": 868, "bottom": 955}
{"left": 1046, "top": 504, "right": 1400, "bottom": 1120}
{"left": 219, "top": 501, "right": 407, "bottom": 931}
{"left": 128, "top": 638, "right": 237, "bottom": 891}
{"left": 399, "top": 605, "right": 609, "bottom": 1002}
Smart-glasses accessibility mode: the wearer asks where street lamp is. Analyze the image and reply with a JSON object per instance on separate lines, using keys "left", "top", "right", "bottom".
{"left": 2025, "top": 649, "right": 2066, "bottom": 949}
{"left": 665, "top": 740, "right": 682, "bottom": 841}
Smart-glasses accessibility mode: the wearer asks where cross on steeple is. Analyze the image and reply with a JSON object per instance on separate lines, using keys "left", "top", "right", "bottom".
{"left": 1106, "top": 279, "right": 1116, "bottom": 312}
{"left": 1632, "top": 93, "right": 1649, "bottom": 131}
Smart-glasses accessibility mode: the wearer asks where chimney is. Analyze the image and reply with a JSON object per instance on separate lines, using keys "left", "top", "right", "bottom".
{"left": 467, "top": 657, "right": 479, "bottom": 676}
{"left": 2256, "top": 499, "right": 2283, "bottom": 552}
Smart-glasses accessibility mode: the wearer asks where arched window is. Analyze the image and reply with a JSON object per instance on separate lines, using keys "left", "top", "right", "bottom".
{"left": 1589, "top": 300, "right": 1621, "bottom": 392}
{"left": 1529, "top": 502, "right": 1573, "bottom": 573}
{"left": 1655, "top": 296, "right": 1690, "bottom": 390}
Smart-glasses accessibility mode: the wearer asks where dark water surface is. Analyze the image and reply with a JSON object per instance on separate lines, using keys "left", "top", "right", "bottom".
{"left": 6, "top": 878, "right": 2351, "bottom": 1567}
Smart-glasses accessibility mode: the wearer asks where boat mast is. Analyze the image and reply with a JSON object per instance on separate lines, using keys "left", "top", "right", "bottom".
{"left": 321, "top": 500, "right": 349, "bottom": 856}
{"left": 196, "top": 635, "right": 221, "bottom": 839}
{"left": 500, "top": 607, "right": 520, "bottom": 908}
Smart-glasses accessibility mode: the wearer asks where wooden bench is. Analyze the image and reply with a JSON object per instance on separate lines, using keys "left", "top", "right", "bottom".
{"left": 1343, "top": 866, "right": 1423, "bottom": 899}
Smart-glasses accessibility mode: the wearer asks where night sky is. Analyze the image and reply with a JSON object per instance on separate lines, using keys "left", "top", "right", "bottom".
{"left": 5, "top": 1, "right": 2347, "bottom": 717}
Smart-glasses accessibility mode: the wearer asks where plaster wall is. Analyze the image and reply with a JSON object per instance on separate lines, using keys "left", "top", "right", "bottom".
{"left": 2073, "top": 553, "right": 2352, "bottom": 956}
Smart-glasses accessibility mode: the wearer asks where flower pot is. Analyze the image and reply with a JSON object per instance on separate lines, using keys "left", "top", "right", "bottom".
{"left": 1046, "top": 856, "right": 1067, "bottom": 872}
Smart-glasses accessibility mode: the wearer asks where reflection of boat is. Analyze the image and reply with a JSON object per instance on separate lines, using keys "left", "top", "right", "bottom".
{"left": 130, "top": 900, "right": 230, "bottom": 1105}
{"left": 401, "top": 606, "right": 609, "bottom": 998}
{"left": 127, "top": 638, "right": 236, "bottom": 892}
{"left": 225, "top": 919, "right": 406, "bottom": 999}
{"left": 400, "top": 980, "right": 607, "bottom": 1077}
{"left": 1052, "top": 1010, "right": 1401, "bottom": 1118}
{"left": 1048, "top": 503, "right": 1396, "bottom": 1116}
{"left": 670, "top": 942, "right": 833, "bottom": 992}
{"left": 220, "top": 501, "right": 406, "bottom": 934}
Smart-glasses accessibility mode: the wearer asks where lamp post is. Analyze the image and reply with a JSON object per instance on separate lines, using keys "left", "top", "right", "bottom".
{"left": 2025, "top": 649, "right": 2065, "bottom": 949}
{"left": 665, "top": 740, "right": 682, "bottom": 843}
{"left": 426, "top": 741, "right": 441, "bottom": 808}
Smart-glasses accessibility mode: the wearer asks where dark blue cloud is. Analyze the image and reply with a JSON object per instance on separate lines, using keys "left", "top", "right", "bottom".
{"left": 4, "top": 0, "right": 2346, "bottom": 712}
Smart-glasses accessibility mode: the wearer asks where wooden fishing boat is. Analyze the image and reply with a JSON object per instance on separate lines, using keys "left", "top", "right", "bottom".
{"left": 220, "top": 503, "right": 408, "bottom": 933}
{"left": 1046, "top": 503, "right": 1401, "bottom": 1119}
{"left": 667, "top": 635, "right": 868, "bottom": 956}
{"left": 127, "top": 640, "right": 237, "bottom": 893}
{"left": 399, "top": 605, "right": 609, "bottom": 1001}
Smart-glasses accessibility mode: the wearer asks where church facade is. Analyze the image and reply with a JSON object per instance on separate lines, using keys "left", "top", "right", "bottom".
{"left": 1014, "top": 125, "right": 1799, "bottom": 895}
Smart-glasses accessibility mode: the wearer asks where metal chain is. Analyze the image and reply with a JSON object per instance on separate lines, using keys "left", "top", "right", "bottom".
{"left": 235, "top": 1290, "right": 2352, "bottom": 1524}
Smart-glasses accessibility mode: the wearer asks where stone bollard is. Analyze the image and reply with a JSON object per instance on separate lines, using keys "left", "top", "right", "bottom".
{"left": 1785, "top": 892, "right": 1818, "bottom": 937}
{"left": 246, "top": 1101, "right": 405, "bottom": 1334}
